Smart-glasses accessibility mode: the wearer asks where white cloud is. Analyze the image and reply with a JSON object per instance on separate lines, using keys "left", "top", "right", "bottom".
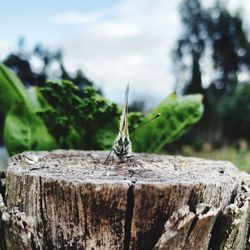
{"left": 95, "top": 21, "right": 140, "bottom": 38}
{"left": 2, "top": 0, "right": 250, "bottom": 109}
{"left": 50, "top": 11, "right": 102, "bottom": 24}
{"left": 52, "top": 0, "right": 250, "bottom": 106}
{"left": 57, "top": 0, "right": 181, "bottom": 108}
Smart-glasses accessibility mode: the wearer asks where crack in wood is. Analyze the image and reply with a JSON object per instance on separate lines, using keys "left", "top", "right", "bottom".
{"left": 123, "top": 184, "right": 135, "bottom": 250}
{"left": 0, "top": 181, "right": 5, "bottom": 203}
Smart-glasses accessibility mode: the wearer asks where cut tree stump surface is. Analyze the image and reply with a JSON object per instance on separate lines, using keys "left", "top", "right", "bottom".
{"left": 0, "top": 150, "right": 249, "bottom": 250}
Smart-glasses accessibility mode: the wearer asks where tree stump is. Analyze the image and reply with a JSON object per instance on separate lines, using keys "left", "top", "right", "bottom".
{"left": 0, "top": 150, "right": 249, "bottom": 250}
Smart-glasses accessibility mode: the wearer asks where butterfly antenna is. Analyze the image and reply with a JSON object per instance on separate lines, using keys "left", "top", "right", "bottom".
{"left": 130, "top": 113, "right": 161, "bottom": 135}
{"left": 104, "top": 149, "right": 114, "bottom": 165}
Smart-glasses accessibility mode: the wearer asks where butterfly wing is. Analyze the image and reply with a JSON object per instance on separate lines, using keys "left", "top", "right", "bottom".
{"left": 119, "top": 84, "right": 129, "bottom": 137}
{"left": 105, "top": 84, "right": 131, "bottom": 164}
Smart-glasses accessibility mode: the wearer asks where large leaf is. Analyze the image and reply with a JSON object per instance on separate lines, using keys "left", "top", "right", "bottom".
{"left": 27, "top": 86, "right": 51, "bottom": 111}
{"left": 132, "top": 93, "right": 204, "bottom": 153}
{"left": 4, "top": 104, "right": 57, "bottom": 156}
{"left": 32, "top": 86, "right": 52, "bottom": 111}
{"left": 0, "top": 64, "right": 32, "bottom": 114}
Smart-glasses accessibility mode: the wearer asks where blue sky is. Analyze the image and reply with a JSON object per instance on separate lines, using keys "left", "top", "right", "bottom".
{"left": 1, "top": 0, "right": 250, "bottom": 107}
{"left": 1, "top": 0, "right": 116, "bottom": 43}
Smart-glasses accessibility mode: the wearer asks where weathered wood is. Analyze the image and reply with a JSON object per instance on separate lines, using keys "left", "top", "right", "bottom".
{"left": 0, "top": 150, "right": 249, "bottom": 250}
{"left": 154, "top": 204, "right": 219, "bottom": 250}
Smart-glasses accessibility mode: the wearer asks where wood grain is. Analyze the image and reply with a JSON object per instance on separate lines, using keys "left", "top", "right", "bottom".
{"left": 0, "top": 150, "right": 249, "bottom": 249}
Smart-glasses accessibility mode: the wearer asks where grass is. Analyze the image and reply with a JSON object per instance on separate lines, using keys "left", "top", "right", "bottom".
{"left": 180, "top": 140, "right": 250, "bottom": 173}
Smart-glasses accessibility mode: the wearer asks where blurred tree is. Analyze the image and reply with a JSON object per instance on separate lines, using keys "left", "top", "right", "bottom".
{"left": 174, "top": 0, "right": 250, "bottom": 96}
{"left": 206, "top": 5, "right": 250, "bottom": 95}
{"left": 173, "top": 0, "right": 206, "bottom": 95}
{"left": 3, "top": 38, "right": 93, "bottom": 88}
{"left": 173, "top": 0, "right": 250, "bottom": 145}
{"left": 4, "top": 54, "right": 46, "bottom": 86}
{"left": 129, "top": 100, "right": 145, "bottom": 112}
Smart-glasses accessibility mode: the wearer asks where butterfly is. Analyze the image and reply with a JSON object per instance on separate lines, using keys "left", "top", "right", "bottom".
{"left": 104, "top": 84, "right": 160, "bottom": 164}
{"left": 104, "top": 84, "right": 132, "bottom": 163}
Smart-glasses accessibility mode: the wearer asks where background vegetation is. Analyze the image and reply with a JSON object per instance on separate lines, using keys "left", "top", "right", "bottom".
{"left": 170, "top": 0, "right": 250, "bottom": 173}
{"left": 0, "top": 63, "right": 203, "bottom": 158}
{"left": 1, "top": 0, "right": 250, "bottom": 173}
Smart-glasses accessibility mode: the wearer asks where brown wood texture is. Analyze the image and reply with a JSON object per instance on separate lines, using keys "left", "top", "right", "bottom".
{"left": 0, "top": 150, "right": 249, "bottom": 250}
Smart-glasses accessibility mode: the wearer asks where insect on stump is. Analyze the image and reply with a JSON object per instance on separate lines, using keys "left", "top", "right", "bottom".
{"left": 105, "top": 84, "right": 160, "bottom": 164}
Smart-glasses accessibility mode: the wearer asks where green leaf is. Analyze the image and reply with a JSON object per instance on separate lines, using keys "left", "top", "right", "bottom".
{"left": 4, "top": 104, "right": 57, "bottom": 156}
{"left": 26, "top": 86, "right": 51, "bottom": 111}
{"left": 34, "top": 87, "right": 50, "bottom": 110}
{"left": 132, "top": 93, "right": 204, "bottom": 153}
{"left": 0, "top": 64, "right": 32, "bottom": 114}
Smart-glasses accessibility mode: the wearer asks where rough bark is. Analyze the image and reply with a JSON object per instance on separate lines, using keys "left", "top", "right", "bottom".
{"left": 0, "top": 150, "right": 249, "bottom": 250}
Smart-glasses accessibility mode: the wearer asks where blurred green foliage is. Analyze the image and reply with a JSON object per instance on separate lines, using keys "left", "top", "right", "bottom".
{"left": 132, "top": 93, "right": 203, "bottom": 152}
{"left": 221, "top": 84, "right": 250, "bottom": 141}
{"left": 0, "top": 64, "right": 57, "bottom": 155}
{"left": 0, "top": 63, "right": 204, "bottom": 156}
{"left": 4, "top": 104, "right": 57, "bottom": 155}
{"left": 0, "top": 64, "right": 32, "bottom": 114}
{"left": 38, "top": 80, "right": 120, "bottom": 149}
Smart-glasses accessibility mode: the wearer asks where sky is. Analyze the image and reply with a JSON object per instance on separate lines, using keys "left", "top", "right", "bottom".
{"left": 1, "top": 0, "right": 250, "bottom": 107}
